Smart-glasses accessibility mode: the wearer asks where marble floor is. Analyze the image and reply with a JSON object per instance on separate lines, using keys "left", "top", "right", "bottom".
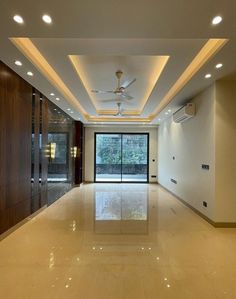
{"left": 0, "top": 183, "right": 236, "bottom": 299}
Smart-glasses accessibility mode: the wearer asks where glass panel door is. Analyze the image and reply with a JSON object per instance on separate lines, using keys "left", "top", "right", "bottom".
{"left": 122, "top": 134, "right": 148, "bottom": 182}
{"left": 95, "top": 134, "right": 122, "bottom": 182}
{"left": 95, "top": 133, "right": 148, "bottom": 182}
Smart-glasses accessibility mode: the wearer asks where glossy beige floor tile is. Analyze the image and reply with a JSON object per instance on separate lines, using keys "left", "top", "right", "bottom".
{"left": 0, "top": 183, "right": 236, "bottom": 298}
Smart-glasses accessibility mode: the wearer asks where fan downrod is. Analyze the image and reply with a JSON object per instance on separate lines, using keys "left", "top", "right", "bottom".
{"left": 115, "top": 70, "right": 123, "bottom": 79}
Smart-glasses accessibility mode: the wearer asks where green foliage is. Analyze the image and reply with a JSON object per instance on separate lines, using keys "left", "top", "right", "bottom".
{"left": 96, "top": 134, "right": 147, "bottom": 164}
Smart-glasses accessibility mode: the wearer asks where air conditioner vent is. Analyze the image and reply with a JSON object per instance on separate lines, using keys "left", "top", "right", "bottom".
{"left": 173, "top": 103, "right": 195, "bottom": 123}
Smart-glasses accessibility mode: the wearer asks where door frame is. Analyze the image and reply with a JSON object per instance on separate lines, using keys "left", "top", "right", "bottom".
{"left": 94, "top": 132, "right": 149, "bottom": 183}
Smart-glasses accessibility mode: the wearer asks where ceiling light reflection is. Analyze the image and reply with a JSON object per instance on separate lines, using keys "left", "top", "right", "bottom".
{"left": 49, "top": 252, "right": 55, "bottom": 269}
{"left": 71, "top": 220, "right": 76, "bottom": 231}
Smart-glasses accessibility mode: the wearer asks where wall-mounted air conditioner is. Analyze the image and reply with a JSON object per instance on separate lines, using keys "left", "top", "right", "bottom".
{"left": 173, "top": 103, "right": 195, "bottom": 123}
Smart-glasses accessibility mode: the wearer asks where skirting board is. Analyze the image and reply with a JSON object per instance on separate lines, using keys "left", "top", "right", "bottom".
{"left": 0, "top": 205, "right": 47, "bottom": 241}
{"left": 158, "top": 183, "right": 236, "bottom": 228}
{"left": 83, "top": 181, "right": 158, "bottom": 184}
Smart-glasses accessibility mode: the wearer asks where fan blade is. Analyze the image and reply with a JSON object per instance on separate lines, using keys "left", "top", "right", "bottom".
{"left": 121, "top": 78, "right": 136, "bottom": 89}
{"left": 99, "top": 99, "right": 118, "bottom": 103}
{"left": 91, "top": 90, "right": 114, "bottom": 94}
{"left": 121, "top": 93, "right": 133, "bottom": 100}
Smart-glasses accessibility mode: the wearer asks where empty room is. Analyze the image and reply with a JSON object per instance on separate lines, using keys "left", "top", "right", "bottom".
{"left": 0, "top": 1, "right": 236, "bottom": 298}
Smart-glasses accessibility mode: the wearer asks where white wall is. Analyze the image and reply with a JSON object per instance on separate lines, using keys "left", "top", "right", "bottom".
{"left": 158, "top": 86, "right": 216, "bottom": 220}
{"left": 84, "top": 126, "right": 158, "bottom": 182}
{"left": 215, "top": 80, "right": 236, "bottom": 222}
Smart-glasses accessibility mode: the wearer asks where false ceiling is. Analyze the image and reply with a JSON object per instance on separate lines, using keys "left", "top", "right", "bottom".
{"left": 0, "top": 0, "right": 236, "bottom": 124}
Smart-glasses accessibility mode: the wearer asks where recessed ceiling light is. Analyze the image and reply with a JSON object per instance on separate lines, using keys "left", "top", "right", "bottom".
{"left": 205, "top": 73, "right": 212, "bottom": 79}
{"left": 168, "top": 109, "right": 171, "bottom": 113}
{"left": 67, "top": 108, "right": 71, "bottom": 111}
{"left": 70, "top": 111, "right": 74, "bottom": 114}
{"left": 215, "top": 63, "right": 223, "bottom": 69}
{"left": 55, "top": 97, "right": 60, "bottom": 101}
{"left": 14, "top": 60, "right": 22, "bottom": 66}
{"left": 27, "top": 71, "right": 33, "bottom": 76}
{"left": 42, "top": 14, "right": 52, "bottom": 24}
{"left": 212, "top": 15, "right": 223, "bottom": 25}
{"left": 13, "top": 15, "right": 24, "bottom": 24}
{"left": 165, "top": 112, "right": 169, "bottom": 115}
{"left": 50, "top": 92, "right": 55, "bottom": 96}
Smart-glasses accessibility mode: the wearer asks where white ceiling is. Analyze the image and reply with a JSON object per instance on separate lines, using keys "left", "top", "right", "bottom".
{"left": 0, "top": 0, "right": 236, "bottom": 124}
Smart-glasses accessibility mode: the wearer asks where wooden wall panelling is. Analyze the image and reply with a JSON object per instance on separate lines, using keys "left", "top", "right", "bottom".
{"left": 40, "top": 95, "right": 48, "bottom": 207}
{"left": 74, "top": 121, "right": 84, "bottom": 185}
{"left": 31, "top": 89, "right": 40, "bottom": 213}
{"left": 0, "top": 61, "right": 32, "bottom": 233}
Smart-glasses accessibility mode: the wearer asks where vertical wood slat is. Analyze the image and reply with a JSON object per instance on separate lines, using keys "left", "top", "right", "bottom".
{"left": 74, "top": 121, "right": 84, "bottom": 185}
{"left": 0, "top": 61, "right": 32, "bottom": 233}
{"left": 40, "top": 95, "right": 48, "bottom": 207}
{"left": 31, "top": 90, "right": 40, "bottom": 213}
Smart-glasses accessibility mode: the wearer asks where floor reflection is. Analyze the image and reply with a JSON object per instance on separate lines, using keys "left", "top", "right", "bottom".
{"left": 1, "top": 183, "right": 236, "bottom": 298}
{"left": 94, "top": 184, "right": 148, "bottom": 234}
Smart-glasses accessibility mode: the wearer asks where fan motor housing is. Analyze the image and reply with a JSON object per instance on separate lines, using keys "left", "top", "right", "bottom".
{"left": 116, "top": 70, "right": 123, "bottom": 79}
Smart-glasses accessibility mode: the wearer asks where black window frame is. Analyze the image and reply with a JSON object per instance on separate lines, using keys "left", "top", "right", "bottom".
{"left": 94, "top": 132, "right": 149, "bottom": 183}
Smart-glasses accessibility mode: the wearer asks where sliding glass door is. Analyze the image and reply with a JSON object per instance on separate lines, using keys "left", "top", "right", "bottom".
{"left": 95, "top": 133, "right": 149, "bottom": 182}
{"left": 122, "top": 134, "right": 148, "bottom": 182}
{"left": 95, "top": 134, "right": 122, "bottom": 182}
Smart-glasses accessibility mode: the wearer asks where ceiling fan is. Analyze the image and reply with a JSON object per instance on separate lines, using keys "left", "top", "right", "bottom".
{"left": 98, "top": 102, "right": 134, "bottom": 117}
{"left": 91, "top": 70, "right": 136, "bottom": 100}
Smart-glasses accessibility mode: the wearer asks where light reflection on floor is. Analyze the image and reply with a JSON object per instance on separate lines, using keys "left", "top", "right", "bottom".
{"left": 0, "top": 183, "right": 236, "bottom": 299}
{"left": 95, "top": 185, "right": 148, "bottom": 234}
